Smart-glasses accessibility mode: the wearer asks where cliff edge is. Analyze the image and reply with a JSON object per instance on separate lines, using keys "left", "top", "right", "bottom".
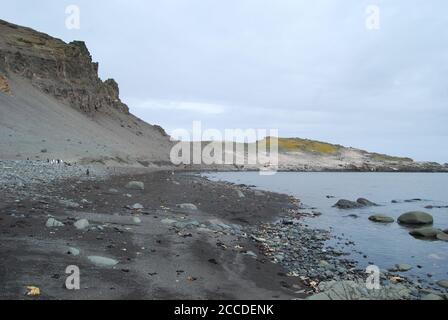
{"left": 0, "top": 19, "right": 172, "bottom": 166}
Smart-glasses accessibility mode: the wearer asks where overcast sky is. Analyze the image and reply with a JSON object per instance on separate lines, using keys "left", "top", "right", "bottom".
{"left": 1, "top": 1, "right": 447, "bottom": 162}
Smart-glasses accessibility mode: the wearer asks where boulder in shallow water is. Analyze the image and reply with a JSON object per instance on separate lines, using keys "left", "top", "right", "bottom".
{"left": 409, "top": 227, "right": 441, "bottom": 239}
{"left": 422, "top": 293, "right": 444, "bottom": 300}
{"left": 436, "top": 280, "right": 448, "bottom": 289}
{"left": 398, "top": 211, "right": 433, "bottom": 225}
{"left": 391, "top": 264, "right": 413, "bottom": 272}
{"left": 369, "top": 215, "right": 395, "bottom": 223}
{"left": 125, "top": 181, "right": 145, "bottom": 191}
{"left": 357, "top": 198, "right": 378, "bottom": 206}
{"left": 333, "top": 199, "right": 363, "bottom": 209}
{"left": 436, "top": 232, "right": 448, "bottom": 242}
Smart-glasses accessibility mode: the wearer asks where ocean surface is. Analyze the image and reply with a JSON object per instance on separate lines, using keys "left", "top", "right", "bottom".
{"left": 204, "top": 172, "right": 448, "bottom": 284}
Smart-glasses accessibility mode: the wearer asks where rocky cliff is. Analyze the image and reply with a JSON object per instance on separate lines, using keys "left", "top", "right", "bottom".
{"left": 0, "top": 19, "right": 128, "bottom": 114}
{"left": 0, "top": 19, "right": 172, "bottom": 166}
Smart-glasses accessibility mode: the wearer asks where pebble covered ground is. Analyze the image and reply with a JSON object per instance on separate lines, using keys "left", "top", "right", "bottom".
{"left": 1, "top": 160, "right": 447, "bottom": 300}
{"left": 0, "top": 160, "right": 109, "bottom": 189}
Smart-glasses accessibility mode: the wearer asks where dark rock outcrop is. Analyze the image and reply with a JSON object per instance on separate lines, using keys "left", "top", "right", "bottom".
{"left": 333, "top": 199, "right": 363, "bottom": 209}
{"left": 356, "top": 198, "right": 378, "bottom": 207}
{"left": 333, "top": 198, "right": 378, "bottom": 209}
{"left": 369, "top": 215, "right": 394, "bottom": 223}
{"left": 0, "top": 19, "right": 129, "bottom": 114}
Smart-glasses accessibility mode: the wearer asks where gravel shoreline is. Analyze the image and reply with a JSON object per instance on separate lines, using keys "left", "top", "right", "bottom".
{"left": 1, "top": 160, "right": 447, "bottom": 300}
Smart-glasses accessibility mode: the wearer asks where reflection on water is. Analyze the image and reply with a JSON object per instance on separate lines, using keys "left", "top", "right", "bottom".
{"left": 205, "top": 172, "right": 448, "bottom": 284}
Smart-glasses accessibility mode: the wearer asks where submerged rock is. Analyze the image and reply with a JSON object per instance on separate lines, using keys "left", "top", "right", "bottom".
{"left": 436, "top": 232, "right": 448, "bottom": 242}
{"left": 356, "top": 198, "right": 378, "bottom": 207}
{"left": 391, "top": 264, "right": 413, "bottom": 272}
{"left": 409, "top": 227, "right": 441, "bottom": 239}
{"left": 436, "top": 280, "right": 448, "bottom": 289}
{"left": 333, "top": 199, "right": 363, "bottom": 209}
{"left": 125, "top": 181, "right": 145, "bottom": 191}
{"left": 422, "top": 293, "right": 444, "bottom": 300}
{"left": 334, "top": 198, "right": 377, "bottom": 209}
{"left": 369, "top": 215, "right": 394, "bottom": 223}
{"left": 398, "top": 211, "right": 433, "bottom": 225}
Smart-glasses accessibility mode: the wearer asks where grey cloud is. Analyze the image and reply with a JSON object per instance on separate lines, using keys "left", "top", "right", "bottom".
{"left": 0, "top": 0, "right": 447, "bottom": 162}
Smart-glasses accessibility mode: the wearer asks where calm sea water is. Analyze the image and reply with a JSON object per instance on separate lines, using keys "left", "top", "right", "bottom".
{"left": 204, "top": 172, "right": 448, "bottom": 284}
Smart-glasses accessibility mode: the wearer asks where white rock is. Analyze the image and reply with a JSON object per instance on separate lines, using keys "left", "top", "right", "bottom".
{"left": 133, "top": 217, "right": 142, "bottom": 224}
{"left": 161, "top": 218, "right": 177, "bottom": 225}
{"left": 46, "top": 218, "right": 64, "bottom": 228}
{"left": 176, "top": 203, "right": 198, "bottom": 211}
{"left": 131, "top": 203, "right": 144, "bottom": 210}
{"left": 67, "top": 247, "right": 80, "bottom": 256}
{"left": 236, "top": 190, "right": 245, "bottom": 198}
{"left": 87, "top": 256, "right": 119, "bottom": 267}
{"left": 74, "top": 219, "right": 90, "bottom": 230}
{"left": 125, "top": 181, "right": 145, "bottom": 191}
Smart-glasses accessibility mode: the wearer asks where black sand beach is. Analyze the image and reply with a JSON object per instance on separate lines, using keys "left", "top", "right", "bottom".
{"left": 0, "top": 165, "right": 305, "bottom": 299}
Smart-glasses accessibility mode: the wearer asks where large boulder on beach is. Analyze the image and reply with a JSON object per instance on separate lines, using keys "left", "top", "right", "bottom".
{"left": 409, "top": 227, "right": 441, "bottom": 239}
{"left": 369, "top": 215, "right": 395, "bottom": 223}
{"left": 125, "top": 181, "right": 145, "bottom": 191}
{"left": 333, "top": 199, "right": 362, "bottom": 209}
{"left": 398, "top": 211, "right": 433, "bottom": 225}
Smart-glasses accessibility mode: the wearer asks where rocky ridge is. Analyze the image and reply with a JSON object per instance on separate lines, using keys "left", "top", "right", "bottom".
{"left": 0, "top": 19, "right": 128, "bottom": 114}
